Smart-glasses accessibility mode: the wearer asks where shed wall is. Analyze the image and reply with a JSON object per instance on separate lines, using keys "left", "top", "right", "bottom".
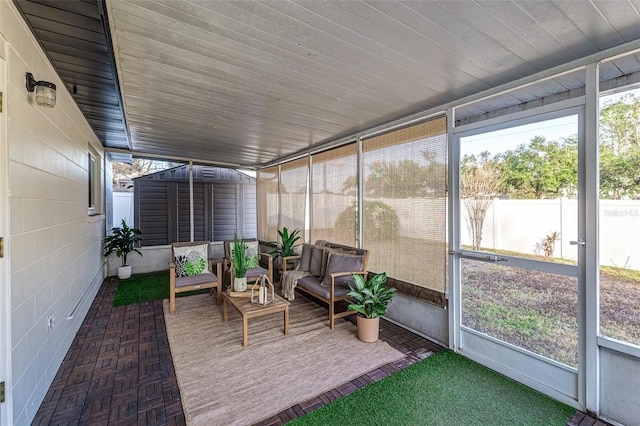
{"left": 133, "top": 166, "right": 256, "bottom": 245}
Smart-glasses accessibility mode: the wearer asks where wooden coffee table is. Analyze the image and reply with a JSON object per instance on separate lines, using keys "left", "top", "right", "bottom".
{"left": 222, "top": 292, "right": 290, "bottom": 347}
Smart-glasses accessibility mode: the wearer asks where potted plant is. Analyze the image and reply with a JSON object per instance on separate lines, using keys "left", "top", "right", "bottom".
{"left": 103, "top": 219, "right": 143, "bottom": 279}
{"left": 348, "top": 272, "right": 396, "bottom": 342}
{"left": 268, "top": 227, "right": 301, "bottom": 272}
{"left": 232, "top": 232, "right": 248, "bottom": 292}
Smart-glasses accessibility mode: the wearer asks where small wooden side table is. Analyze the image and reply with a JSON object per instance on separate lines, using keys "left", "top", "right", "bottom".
{"left": 222, "top": 292, "right": 290, "bottom": 347}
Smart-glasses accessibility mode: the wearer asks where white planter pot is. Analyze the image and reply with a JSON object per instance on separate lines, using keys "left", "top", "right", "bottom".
{"left": 234, "top": 276, "right": 247, "bottom": 292}
{"left": 118, "top": 265, "right": 132, "bottom": 280}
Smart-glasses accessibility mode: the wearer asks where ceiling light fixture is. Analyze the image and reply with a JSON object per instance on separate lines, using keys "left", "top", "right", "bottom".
{"left": 26, "top": 72, "right": 56, "bottom": 107}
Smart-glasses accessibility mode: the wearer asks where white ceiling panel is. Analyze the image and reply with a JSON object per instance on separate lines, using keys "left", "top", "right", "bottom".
{"left": 105, "top": 0, "right": 640, "bottom": 167}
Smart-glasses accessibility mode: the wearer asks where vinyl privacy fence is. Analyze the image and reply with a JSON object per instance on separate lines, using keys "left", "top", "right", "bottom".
{"left": 116, "top": 192, "right": 640, "bottom": 270}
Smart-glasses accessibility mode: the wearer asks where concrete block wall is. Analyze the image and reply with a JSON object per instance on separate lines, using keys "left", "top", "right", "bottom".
{"left": 1, "top": 2, "right": 107, "bottom": 424}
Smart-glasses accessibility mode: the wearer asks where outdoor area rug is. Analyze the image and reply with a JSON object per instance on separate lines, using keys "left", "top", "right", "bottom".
{"left": 163, "top": 293, "right": 404, "bottom": 425}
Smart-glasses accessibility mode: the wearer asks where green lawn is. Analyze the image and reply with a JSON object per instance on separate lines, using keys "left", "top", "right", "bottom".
{"left": 113, "top": 271, "right": 209, "bottom": 307}
{"left": 289, "top": 350, "right": 574, "bottom": 426}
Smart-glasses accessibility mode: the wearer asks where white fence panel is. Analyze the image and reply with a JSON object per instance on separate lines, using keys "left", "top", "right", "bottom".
{"left": 116, "top": 192, "right": 640, "bottom": 270}
{"left": 112, "top": 192, "right": 134, "bottom": 227}
{"left": 461, "top": 198, "right": 640, "bottom": 270}
{"left": 600, "top": 200, "right": 640, "bottom": 270}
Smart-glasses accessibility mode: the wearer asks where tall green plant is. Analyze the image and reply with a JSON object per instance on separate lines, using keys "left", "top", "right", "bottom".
{"left": 103, "top": 219, "right": 143, "bottom": 266}
{"left": 232, "top": 232, "right": 248, "bottom": 278}
{"left": 269, "top": 227, "right": 301, "bottom": 259}
{"left": 348, "top": 272, "right": 396, "bottom": 319}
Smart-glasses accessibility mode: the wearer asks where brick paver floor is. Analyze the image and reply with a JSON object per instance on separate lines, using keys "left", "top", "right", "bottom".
{"left": 32, "top": 276, "right": 605, "bottom": 426}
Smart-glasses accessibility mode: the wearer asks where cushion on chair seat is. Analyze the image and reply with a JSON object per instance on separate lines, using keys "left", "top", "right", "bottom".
{"left": 175, "top": 272, "right": 217, "bottom": 289}
{"left": 246, "top": 266, "right": 270, "bottom": 279}
{"left": 298, "top": 275, "right": 350, "bottom": 299}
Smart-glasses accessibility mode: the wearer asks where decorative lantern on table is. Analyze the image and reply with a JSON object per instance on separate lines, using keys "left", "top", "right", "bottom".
{"left": 251, "top": 274, "right": 275, "bottom": 306}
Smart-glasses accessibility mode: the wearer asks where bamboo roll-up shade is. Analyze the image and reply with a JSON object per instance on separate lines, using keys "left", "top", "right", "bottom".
{"left": 311, "top": 143, "right": 358, "bottom": 246}
{"left": 279, "top": 157, "right": 309, "bottom": 243}
{"left": 366, "top": 117, "right": 447, "bottom": 151}
{"left": 257, "top": 166, "right": 279, "bottom": 243}
{"left": 363, "top": 117, "right": 448, "bottom": 305}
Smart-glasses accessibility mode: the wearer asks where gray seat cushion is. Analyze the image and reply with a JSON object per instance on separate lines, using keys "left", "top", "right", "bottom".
{"left": 298, "top": 275, "right": 350, "bottom": 299}
{"left": 325, "top": 242, "right": 367, "bottom": 257}
{"left": 246, "top": 266, "right": 270, "bottom": 279}
{"left": 175, "top": 272, "right": 218, "bottom": 289}
{"left": 309, "top": 245, "right": 324, "bottom": 276}
{"left": 321, "top": 252, "right": 364, "bottom": 287}
{"left": 298, "top": 244, "right": 313, "bottom": 272}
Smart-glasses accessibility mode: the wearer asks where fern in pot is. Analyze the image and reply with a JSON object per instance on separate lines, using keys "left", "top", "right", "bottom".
{"left": 348, "top": 272, "right": 396, "bottom": 342}
{"left": 231, "top": 232, "right": 249, "bottom": 292}
{"left": 268, "top": 227, "right": 301, "bottom": 272}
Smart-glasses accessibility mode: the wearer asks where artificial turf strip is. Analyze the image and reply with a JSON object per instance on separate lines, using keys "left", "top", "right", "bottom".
{"left": 289, "top": 349, "right": 575, "bottom": 426}
{"left": 112, "top": 271, "right": 209, "bottom": 307}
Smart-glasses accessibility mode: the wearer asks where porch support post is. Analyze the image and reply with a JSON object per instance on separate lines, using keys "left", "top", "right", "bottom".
{"left": 307, "top": 154, "right": 313, "bottom": 244}
{"left": 189, "top": 161, "right": 194, "bottom": 242}
{"left": 583, "top": 62, "right": 600, "bottom": 413}
{"left": 447, "top": 107, "right": 460, "bottom": 351}
{"left": 357, "top": 137, "right": 363, "bottom": 248}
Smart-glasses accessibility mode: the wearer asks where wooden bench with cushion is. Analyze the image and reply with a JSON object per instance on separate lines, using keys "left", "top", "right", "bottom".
{"left": 281, "top": 241, "right": 369, "bottom": 329}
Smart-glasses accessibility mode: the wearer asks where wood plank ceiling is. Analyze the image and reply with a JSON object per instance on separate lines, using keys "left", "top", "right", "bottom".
{"left": 14, "top": 0, "right": 640, "bottom": 168}
{"left": 14, "top": 0, "right": 130, "bottom": 150}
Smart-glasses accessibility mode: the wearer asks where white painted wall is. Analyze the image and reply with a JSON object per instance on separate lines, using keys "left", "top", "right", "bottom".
{"left": 385, "top": 293, "right": 448, "bottom": 346}
{"left": 0, "top": 29, "right": 10, "bottom": 426}
{"left": 1, "top": 3, "right": 107, "bottom": 424}
{"left": 600, "top": 345, "right": 640, "bottom": 426}
{"left": 106, "top": 242, "right": 226, "bottom": 277}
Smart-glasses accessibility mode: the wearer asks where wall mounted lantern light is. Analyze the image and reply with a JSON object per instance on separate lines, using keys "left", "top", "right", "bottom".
{"left": 26, "top": 72, "right": 56, "bottom": 107}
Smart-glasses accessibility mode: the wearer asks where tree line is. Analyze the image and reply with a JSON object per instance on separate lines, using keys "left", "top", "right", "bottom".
{"left": 337, "top": 94, "right": 639, "bottom": 202}
{"left": 462, "top": 94, "right": 640, "bottom": 201}
{"left": 460, "top": 93, "right": 640, "bottom": 250}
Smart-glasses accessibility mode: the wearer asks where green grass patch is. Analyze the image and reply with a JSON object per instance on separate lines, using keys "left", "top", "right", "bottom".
{"left": 113, "top": 271, "right": 208, "bottom": 307}
{"left": 289, "top": 350, "right": 574, "bottom": 426}
{"left": 465, "top": 245, "right": 640, "bottom": 284}
{"left": 600, "top": 264, "right": 640, "bottom": 283}
{"left": 476, "top": 303, "right": 547, "bottom": 338}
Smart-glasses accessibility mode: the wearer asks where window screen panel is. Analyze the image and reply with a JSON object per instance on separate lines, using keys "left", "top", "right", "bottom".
{"left": 363, "top": 117, "right": 447, "bottom": 303}
{"left": 311, "top": 143, "right": 358, "bottom": 246}
{"left": 279, "top": 157, "right": 309, "bottom": 242}
{"left": 257, "top": 166, "right": 279, "bottom": 242}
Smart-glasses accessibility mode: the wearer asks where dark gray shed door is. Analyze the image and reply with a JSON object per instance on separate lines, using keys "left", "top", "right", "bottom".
{"left": 213, "top": 184, "right": 239, "bottom": 241}
{"left": 135, "top": 180, "right": 168, "bottom": 246}
{"left": 176, "top": 182, "right": 211, "bottom": 242}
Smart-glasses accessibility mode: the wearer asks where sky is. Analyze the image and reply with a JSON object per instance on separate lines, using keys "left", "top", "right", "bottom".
{"left": 461, "top": 86, "right": 640, "bottom": 159}
{"left": 461, "top": 115, "right": 578, "bottom": 159}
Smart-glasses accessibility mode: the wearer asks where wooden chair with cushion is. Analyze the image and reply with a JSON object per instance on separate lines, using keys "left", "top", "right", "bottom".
{"left": 223, "top": 238, "right": 273, "bottom": 286}
{"left": 169, "top": 241, "right": 222, "bottom": 315}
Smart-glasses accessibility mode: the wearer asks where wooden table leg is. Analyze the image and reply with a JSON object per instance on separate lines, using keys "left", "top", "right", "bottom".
{"left": 242, "top": 315, "right": 248, "bottom": 347}
{"left": 223, "top": 297, "right": 228, "bottom": 322}
{"left": 284, "top": 305, "right": 289, "bottom": 335}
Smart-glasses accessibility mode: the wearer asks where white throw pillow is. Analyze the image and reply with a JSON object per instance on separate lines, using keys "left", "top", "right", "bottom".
{"left": 174, "top": 244, "right": 208, "bottom": 277}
